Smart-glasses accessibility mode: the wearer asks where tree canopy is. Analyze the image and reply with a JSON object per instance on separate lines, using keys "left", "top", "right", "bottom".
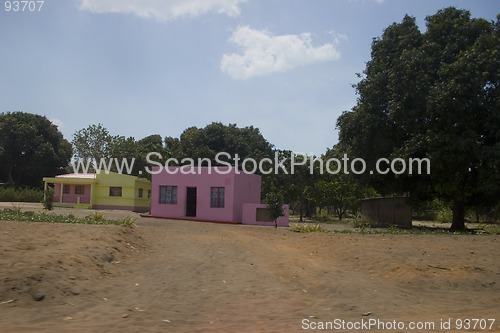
{"left": 0, "top": 112, "right": 72, "bottom": 187}
{"left": 72, "top": 124, "right": 166, "bottom": 178}
{"left": 336, "top": 7, "right": 500, "bottom": 230}
{"left": 165, "top": 122, "right": 274, "bottom": 165}
{"left": 72, "top": 123, "right": 113, "bottom": 161}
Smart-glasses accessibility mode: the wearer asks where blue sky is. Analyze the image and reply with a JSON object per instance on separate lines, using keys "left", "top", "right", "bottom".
{"left": 1, "top": 0, "right": 498, "bottom": 155}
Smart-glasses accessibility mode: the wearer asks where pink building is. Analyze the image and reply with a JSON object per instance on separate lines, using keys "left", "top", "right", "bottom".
{"left": 150, "top": 166, "right": 289, "bottom": 226}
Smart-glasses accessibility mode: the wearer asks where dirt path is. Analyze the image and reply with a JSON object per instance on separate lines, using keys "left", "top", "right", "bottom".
{"left": 0, "top": 215, "right": 499, "bottom": 332}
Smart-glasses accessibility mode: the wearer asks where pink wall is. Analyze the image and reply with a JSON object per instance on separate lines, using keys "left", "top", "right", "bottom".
{"left": 53, "top": 183, "right": 91, "bottom": 204}
{"left": 232, "top": 171, "right": 262, "bottom": 222}
{"left": 150, "top": 166, "right": 261, "bottom": 223}
{"left": 242, "top": 203, "right": 289, "bottom": 227}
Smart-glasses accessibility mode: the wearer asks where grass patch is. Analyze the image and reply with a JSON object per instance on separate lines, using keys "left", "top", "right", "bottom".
{"left": 289, "top": 223, "right": 328, "bottom": 233}
{"left": 118, "top": 216, "right": 136, "bottom": 228}
{"left": 339, "top": 224, "right": 493, "bottom": 235}
{"left": 0, "top": 187, "right": 43, "bottom": 203}
{"left": 0, "top": 208, "right": 135, "bottom": 227}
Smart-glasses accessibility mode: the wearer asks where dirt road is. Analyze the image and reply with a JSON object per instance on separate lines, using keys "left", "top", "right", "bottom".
{"left": 0, "top": 214, "right": 499, "bottom": 332}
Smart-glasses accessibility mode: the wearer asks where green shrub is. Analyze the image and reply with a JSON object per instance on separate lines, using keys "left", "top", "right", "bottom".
{"left": 435, "top": 208, "right": 452, "bottom": 224}
{"left": 10, "top": 202, "right": 25, "bottom": 213}
{"left": 0, "top": 187, "right": 44, "bottom": 202}
{"left": 88, "top": 211, "right": 106, "bottom": 221}
{"left": 352, "top": 216, "right": 374, "bottom": 234}
{"left": 43, "top": 187, "right": 54, "bottom": 210}
{"left": 0, "top": 209, "right": 128, "bottom": 226}
{"left": 289, "top": 223, "right": 328, "bottom": 233}
{"left": 264, "top": 191, "right": 285, "bottom": 228}
{"left": 119, "top": 216, "right": 136, "bottom": 228}
{"left": 352, "top": 217, "right": 372, "bottom": 229}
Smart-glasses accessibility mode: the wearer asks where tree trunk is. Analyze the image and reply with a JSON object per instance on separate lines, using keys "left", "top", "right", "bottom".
{"left": 305, "top": 200, "right": 312, "bottom": 218}
{"left": 336, "top": 208, "right": 344, "bottom": 220}
{"left": 450, "top": 199, "right": 466, "bottom": 231}
{"left": 8, "top": 169, "right": 14, "bottom": 186}
{"left": 299, "top": 201, "right": 303, "bottom": 222}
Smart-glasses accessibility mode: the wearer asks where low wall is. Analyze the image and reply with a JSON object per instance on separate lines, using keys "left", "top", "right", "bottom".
{"left": 242, "top": 203, "right": 289, "bottom": 227}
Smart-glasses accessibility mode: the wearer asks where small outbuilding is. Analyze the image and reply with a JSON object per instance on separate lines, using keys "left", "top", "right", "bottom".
{"left": 360, "top": 196, "right": 412, "bottom": 228}
{"left": 149, "top": 166, "right": 289, "bottom": 226}
{"left": 43, "top": 172, "right": 151, "bottom": 212}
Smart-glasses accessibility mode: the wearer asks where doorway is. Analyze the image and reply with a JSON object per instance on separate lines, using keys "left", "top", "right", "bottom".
{"left": 186, "top": 187, "right": 197, "bottom": 217}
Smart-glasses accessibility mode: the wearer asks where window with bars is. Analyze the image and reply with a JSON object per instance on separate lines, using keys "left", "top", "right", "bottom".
{"left": 211, "top": 187, "right": 225, "bottom": 208}
{"left": 159, "top": 186, "right": 177, "bottom": 204}
{"left": 63, "top": 184, "right": 70, "bottom": 194}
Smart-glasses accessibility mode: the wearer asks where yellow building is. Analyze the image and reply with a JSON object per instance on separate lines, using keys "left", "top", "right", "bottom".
{"left": 43, "top": 172, "right": 150, "bottom": 212}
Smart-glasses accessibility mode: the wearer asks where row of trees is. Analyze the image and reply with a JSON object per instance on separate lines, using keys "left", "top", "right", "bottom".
{"left": 0, "top": 112, "right": 372, "bottom": 222}
{"left": 1, "top": 7, "right": 498, "bottom": 230}
{"left": 71, "top": 121, "right": 369, "bottom": 221}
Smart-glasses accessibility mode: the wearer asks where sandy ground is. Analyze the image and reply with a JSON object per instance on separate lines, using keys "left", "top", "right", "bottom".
{"left": 0, "top": 204, "right": 499, "bottom": 332}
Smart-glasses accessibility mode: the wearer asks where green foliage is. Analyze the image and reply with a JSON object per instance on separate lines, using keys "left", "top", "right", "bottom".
{"left": 289, "top": 223, "right": 328, "bottom": 233}
{"left": 264, "top": 191, "right": 285, "bottom": 228}
{"left": 352, "top": 216, "right": 372, "bottom": 229}
{"left": 336, "top": 7, "right": 500, "bottom": 231}
{"left": 71, "top": 124, "right": 166, "bottom": 178}
{"left": 43, "top": 187, "right": 54, "bottom": 210}
{"left": 313, "top": 209, "right": 336, "bottom": 223}
{"left": 352, "top": 216, "right": 376, "bottom": 234}
{"left": 72, "top": 123, "right": 112, "bottom": 161}
{"left": 435, "top": 208, "right": 453, "bottom": 224}
{"left": 133, "top": 134, "right": 167, "bottom": 179}
{"left": 0, "top": 112, "right": 72, "bottom": 187}
{"left": 262, "top": 150, "right": 317, "bottom": 222}
{"left": 165, "top": 122, "right": 274, "bottom": 165}
{"left": 0, "top": 209, "right": 132, "bottom": 226}
{"left": 118, "top": 216, "right": 136, "bottom": 228}
{"left": 88, "top": 211, "right": 106, "bottom": 221}
{"left": 315, "top": 145, "right": 379, "bottom": 220}
{"left": 413, "top": 198, "right": 451, "bottom": 220}
{"left": 10, "top": 202, "right": 25, "bottom": 213}
{"left": 0, "top": 187, "right": 44, "bottom": 202}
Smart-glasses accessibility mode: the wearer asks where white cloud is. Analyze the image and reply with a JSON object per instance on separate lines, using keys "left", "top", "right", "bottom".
{"left": 220, "top": 26, "right": 341, "bottom": 80}
{"left": 77, "top": 0, "right": 245, "bottom": 21}
{"left": 328, "top": 30, "right": 348, "bottom": 44}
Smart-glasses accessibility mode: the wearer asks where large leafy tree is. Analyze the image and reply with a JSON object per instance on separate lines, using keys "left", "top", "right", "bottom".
{"left": 165, "top": 122, "right": 274, "bottom": 165}
{"left": 72, "top": 124, "right": 166, "bottom": 177}
{"left": 337, "top": 8, "right": 500, "bottom": 230}
{"left": 72, "top": 124, "right": 112, "bottom": 161}
{"left": 0, "top": 112, "right": 72, "bottom": 187}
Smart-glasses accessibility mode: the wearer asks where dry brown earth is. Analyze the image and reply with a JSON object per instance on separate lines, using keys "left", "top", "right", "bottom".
{"left": 0, "top": 204, "right": 499, "bottom": 332}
